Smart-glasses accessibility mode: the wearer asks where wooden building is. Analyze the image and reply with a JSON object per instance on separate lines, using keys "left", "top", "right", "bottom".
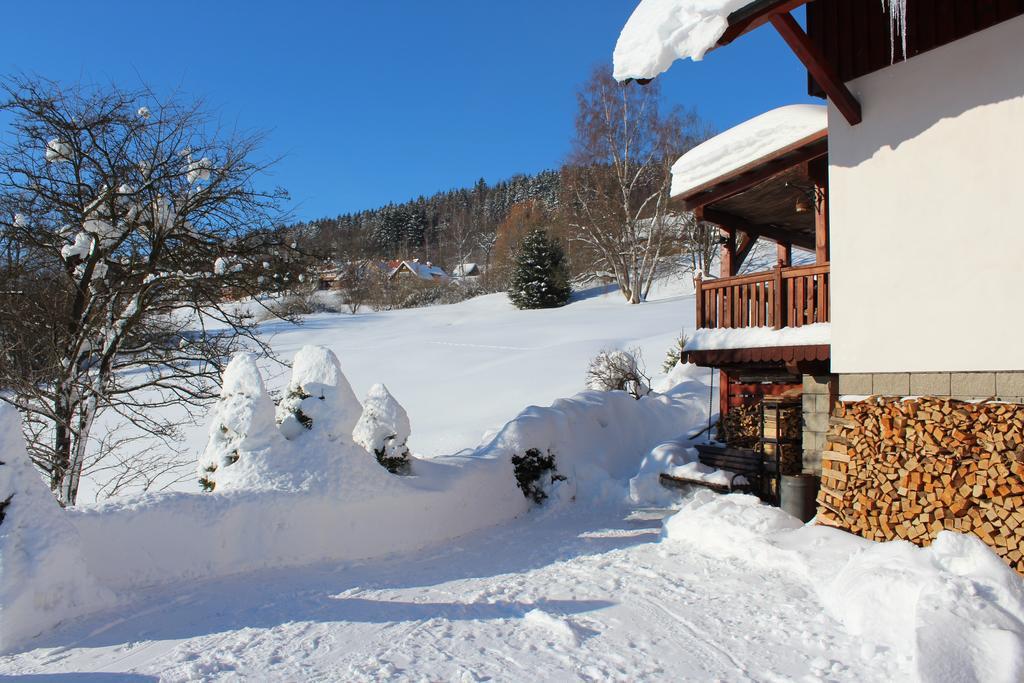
{"left": 615, "top": 1, "right": 1024, "bottom": 569}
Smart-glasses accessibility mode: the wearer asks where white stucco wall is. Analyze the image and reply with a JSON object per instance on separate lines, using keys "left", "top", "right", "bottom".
{"left": 828, "top": 14, "right": 1024, "bottom": 374}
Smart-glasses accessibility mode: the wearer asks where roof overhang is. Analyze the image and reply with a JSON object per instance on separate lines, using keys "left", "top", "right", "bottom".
{"left": 687, "top": 344, "right": 830, "bottom": 369}
{"left": 717, "top": 0, "right": 809, "bottom": 47}
{"left": 615, "top": 0, "right": 861, "bottom": 125}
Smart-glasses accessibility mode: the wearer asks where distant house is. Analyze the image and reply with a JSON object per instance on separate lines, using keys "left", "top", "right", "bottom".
{"left": 388, "top": 259, "right": 449, "bottom": 282}
{"left": 316, "top": 260, "right": 388, "bottom": 290}
{"left": 451, "top": 263, "right": 482, "bottom": 278}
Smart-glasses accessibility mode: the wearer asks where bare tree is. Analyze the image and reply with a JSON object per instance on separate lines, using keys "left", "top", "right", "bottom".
{"left": 680, "top": 212, "right": 718, "bottom": 277}
{"left": 562, "top": 67, "right": 708, "bottom": 303}
{"left": 0, "top": 76, "right": 292, "bottom": 506}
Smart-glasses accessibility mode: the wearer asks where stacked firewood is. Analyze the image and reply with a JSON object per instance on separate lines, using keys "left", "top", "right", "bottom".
{"left": 763, "top": 404, "right": 803, "bottom": 475}
{"left": 818, "top": 396, "right": 1024, "bottom": 573}
{"left": 717, "top": 403, "right": 761, "bottom": 448}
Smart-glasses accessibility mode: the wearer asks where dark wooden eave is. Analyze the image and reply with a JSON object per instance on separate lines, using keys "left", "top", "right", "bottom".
{"left": 674, "top": 134, "right": 827, "bottom": 212}
{"left": 687, "top": 344, "right": 830, "bottom": 367}
{"left": 719, "top": 0, "right": 809, "bottom": 45}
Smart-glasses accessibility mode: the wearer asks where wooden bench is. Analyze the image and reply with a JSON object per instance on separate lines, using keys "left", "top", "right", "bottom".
{"left": 659, "top": 444, "right": 776, "bottom": 500}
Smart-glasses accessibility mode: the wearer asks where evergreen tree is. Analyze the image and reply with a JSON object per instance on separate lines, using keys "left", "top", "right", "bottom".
{"left": 508, "top": 229, "right": 571, "bottom": 309}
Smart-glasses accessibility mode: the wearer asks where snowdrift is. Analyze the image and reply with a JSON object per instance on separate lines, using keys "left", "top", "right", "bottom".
{"left": 70, "top": 383, "right": 707, "bottom": 593}
{"left": 0, "top": 405, "right": 111, "bottom": 652}
{"left": 0, "top": 354, "right": 710, "bottom": 651}
{"left": 663, "top": 491, "right": 1024, "bottom": 683}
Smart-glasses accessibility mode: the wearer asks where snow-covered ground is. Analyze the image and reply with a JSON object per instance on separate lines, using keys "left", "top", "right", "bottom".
{"left": 79, "top": 276, "right": 706, "bottom": 502}
{"left": 1, "top": 501, "right": 909, "bottom": 681}
{"left": 5, "top": 272, "right": 1023, "bottom": 681}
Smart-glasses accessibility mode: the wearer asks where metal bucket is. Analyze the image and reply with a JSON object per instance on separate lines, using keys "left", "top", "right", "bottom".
{"left": 781, "top": 474, "right": 820, "bottom": 522}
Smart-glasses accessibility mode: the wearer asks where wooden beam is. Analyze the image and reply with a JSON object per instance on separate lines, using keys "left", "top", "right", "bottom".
{"left": 677, "top": 138, "right": 828, "bottom": 211}
{"left": 720, "top": 227, "right": 737, "bottom": 277}
{"left": 703, "top": 207, "right": 815, "bottom": 251}
{"left": 735, "top": 232, "right": 756, "bottom": 272}
{"left": 770, "top": 12, "right": 862, "bottom": 125}
{"left": 777, "top": 241, "right": 792, "bottom": 266}
{"left": 810, "top": 162, "right": 829, "bottom": 264}
{"left": 719, "top": 0, "right": 809, "bottom": 45}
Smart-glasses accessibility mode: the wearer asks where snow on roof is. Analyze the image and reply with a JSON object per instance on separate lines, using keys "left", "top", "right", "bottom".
{"left": 392, "top": 260, "right": 448, "bottom": 280}
{"left": 684, "top": 323, "right": 830, "bottom": 352}
{"left": 452, "top": 263, "right": 480, "bottom": 277}
{"left": 613, "top": 0, "right": 757, "bottom": 81}
{"left": 670, "top": 104, "right": 827, "bottom": 198}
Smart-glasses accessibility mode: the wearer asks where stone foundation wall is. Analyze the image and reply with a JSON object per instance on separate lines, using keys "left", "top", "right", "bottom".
{"left": 818, "top": 396, "right": 1024, "bottom": 573}
{"left": 838, "top": 371, "right": 1024, "bottom": 402}
{"left": 801, "top": 374, "right": 836, "bottom": 476}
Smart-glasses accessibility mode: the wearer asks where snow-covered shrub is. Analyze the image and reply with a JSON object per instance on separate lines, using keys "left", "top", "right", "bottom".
{"left": 511, "top": 448, "right": 566, "bottom": 504}
{"left": 586, "top": 348, "right": 651, "bottom": 399}
{"left": 353, "top": 384, "right": 412, "bottom": 474}
{"left": 198, "top": 353, "right": 283, "bottom": 492}
{"left": 277, "top": 345, "right": 361, "bottom": 442}
{"left": 508, "top": 229, "right": 571, "bottom": 310}
{"left": 0, "top": 404, "right": 110, "bottom": 652}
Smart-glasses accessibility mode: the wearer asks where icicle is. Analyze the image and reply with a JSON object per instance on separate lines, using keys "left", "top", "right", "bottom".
{"left": 881, "top": 0, "right": 908, "bottom": 63}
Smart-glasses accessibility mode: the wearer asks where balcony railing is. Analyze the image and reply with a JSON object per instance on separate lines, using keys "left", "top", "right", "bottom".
{"left": 695, "top": 263, "right": 830, "bottom": 330}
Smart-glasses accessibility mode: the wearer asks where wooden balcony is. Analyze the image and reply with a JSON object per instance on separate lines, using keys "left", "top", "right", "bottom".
{"left": 695, "top": 262, "right": 830, "bottom": 330}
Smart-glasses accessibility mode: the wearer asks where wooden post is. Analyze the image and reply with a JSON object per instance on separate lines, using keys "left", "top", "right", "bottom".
{"left": 719, "top": 370, "right": 730, "bottom": 426}
{"left": 720, "top": 227, "right": 736, "bottom": 277}
{"left": 777, "top": 242, "right": 792, "bottom": 267}
{"left": 810, "top": 161, "right": 830, "bottom": 265}
{"left": 773, "top": 262, "right": 785, "bottom": 330}
{"left": 694, "top": 272, "right": 704, "bottom": 328}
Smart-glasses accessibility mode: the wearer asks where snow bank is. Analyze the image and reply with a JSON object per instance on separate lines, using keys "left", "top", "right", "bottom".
{"left": 613, "top": 0, "right": 753, "bottom": 80}
{"left": 671, "top": 104, "right": 827, "bottom": 197}
{"left": 685, "top": 322, "right": 830, "bottom": 351}
{"left": 63, "top": 382, "right": 708, "bottom": 596}
{"left": 0, "top": 405, "right": 111, "bottom": 652}
{"left": 662, "top": 492, "right": 1024, "bottom": 682}
{"left": 629, "top": 437, "right": 698, "bottom": 506}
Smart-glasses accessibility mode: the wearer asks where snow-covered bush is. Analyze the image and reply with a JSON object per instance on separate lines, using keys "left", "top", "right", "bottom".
{"left": 508, "top": 229, "right": 571, "bottom": 310}
{"left": 511, "top": 448, "right": 566, "bottom": 504}
{"left": 0, "top": 404, "right": 110, "bottom": 652}
{"left": 198, "top": 353, "right": 284, "bottom": 492}
{"left": 353, "top": 384, "right": 412, "bottom": 474}
{"left": 277, "top": 345, "right": 361, "bottom": 442}
{"left": 586, "top": 349, "right": 651, "bottom": 399}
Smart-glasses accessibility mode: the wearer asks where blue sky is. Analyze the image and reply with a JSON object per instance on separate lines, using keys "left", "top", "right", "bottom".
{"left": 1, "top": 1, "right": 814, "bottom": 220}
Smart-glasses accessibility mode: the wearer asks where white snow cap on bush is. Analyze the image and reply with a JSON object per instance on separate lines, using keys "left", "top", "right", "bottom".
{"left": 0, "top": 404, "right": 111, "bottom": 652}
{"left": 199, "top": 352, "right": 284, "bottom": 491}
{"left": 278, "top": 345, "right": 361, "bottom": 442}
{"left": 353, "top": 383, "right": 411, "bottom": 459}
